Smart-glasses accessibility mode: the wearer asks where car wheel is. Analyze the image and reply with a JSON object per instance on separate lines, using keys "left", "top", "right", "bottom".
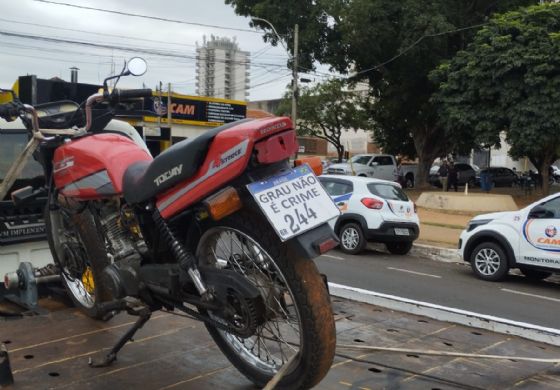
{"left": 470, "top": 242, "right": 509, "bottom": 281}
{"left": 405, "top": 174, "right": 414, "bottom": 189}
{"left": 386, "top": 241, "right": 413, "bottom": 255}
{"left": 520, "top": 268, "right": 551, "bottom": 281}
{"left": 339, "top": 223, "right": 366, "bottom": 255}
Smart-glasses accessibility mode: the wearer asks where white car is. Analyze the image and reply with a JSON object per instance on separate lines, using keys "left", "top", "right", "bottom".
{"left": 319, "top": 175, "right": 419, "bottom": 255}
{"left": 459, "top": 192, "right": 560, "bottom": 281}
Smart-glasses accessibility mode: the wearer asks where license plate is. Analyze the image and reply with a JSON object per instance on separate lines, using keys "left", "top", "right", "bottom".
{"left": 247, "top": 165, "right": 340, "bottom": 241}
{"left": 394, "top": 228, "right": 410, "bottom": 236}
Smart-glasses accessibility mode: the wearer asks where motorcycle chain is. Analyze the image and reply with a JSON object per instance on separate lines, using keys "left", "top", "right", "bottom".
{"left": 167, "top": 301, "right": 247, "bottom": 337}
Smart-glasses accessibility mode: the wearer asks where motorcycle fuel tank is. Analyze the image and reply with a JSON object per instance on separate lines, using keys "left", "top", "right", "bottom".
{"left": 53, "top": 133, "right": 152, "bottom": 199}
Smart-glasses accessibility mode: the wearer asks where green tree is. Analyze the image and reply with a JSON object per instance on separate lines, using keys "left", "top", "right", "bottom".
{"left": 277, "top": 79, "right": 371, "bottom": 161}
{"left": 227, "top": 0, "right": 535, "bottom": 187}
{"left": 432, "top": 4, "right": 560, "bottom": 194}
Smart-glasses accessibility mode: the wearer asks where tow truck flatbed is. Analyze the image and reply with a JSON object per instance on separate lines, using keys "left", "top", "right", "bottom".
{"left": 2, "top": 296, "right": 560, "bottom": 389}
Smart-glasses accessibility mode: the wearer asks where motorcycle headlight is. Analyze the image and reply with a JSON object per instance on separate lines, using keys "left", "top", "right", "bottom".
{"left": 467, "top": 219, "right": 492, "bottom": 232}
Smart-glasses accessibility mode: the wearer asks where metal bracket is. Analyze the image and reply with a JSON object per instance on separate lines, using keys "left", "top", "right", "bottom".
{"left": 0, "top": 344, "right": 14, "bottom": 387}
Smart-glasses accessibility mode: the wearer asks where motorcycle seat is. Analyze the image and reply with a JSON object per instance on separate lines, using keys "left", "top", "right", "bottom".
{"left": 122, "top": 119, "right": 251, "bottom": 205}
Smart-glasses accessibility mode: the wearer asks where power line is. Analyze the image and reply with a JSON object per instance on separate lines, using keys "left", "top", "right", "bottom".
{"left": 350, "top": 23, "right": 489, "bottom": 77}
{"left": 0, "top": 17, "right": 197, "bottom": 48}
{"left": 33, "top": 0, "right": 260, "bottom": 34}
{"left": 0, "top": 30, "right": 288, "bottom": 69}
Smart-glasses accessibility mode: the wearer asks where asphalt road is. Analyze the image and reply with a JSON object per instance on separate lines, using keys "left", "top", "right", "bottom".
{"left": 316, "top": 246, "right": 560, "bottom": 330}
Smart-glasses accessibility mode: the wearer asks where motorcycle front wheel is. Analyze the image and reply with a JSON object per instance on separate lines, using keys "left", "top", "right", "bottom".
{"left": 196, "top": 210, "right": 336, "bottom": 389}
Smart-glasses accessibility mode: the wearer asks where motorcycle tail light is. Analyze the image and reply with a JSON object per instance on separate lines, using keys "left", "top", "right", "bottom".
{"left": 361, "top": 197, "right": 384, "bottom": 209}
{"left": 203, "top": 187, "right": 242, "bottom": 221}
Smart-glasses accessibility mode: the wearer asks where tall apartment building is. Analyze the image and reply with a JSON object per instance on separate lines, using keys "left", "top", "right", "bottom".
{"left": 196, "top": 36, "right": 250, "bottom": 101}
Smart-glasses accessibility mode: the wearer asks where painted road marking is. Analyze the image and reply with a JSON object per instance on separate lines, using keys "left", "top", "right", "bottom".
{"left": 501, "top": 288, "right": 560, "bottom": 303}
{"left": 321, "top": 254, "right": 344, "bottom": 260}
{"left": 387, "top": 267, "right": 441, "bottom": 278}
{"left": 328, "top": 282, "right": 560, "bottom": 346}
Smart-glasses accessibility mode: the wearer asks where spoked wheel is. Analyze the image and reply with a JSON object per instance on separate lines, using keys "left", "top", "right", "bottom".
{"left": 45, "top": 196, "right": 111, "bottom": 319}
{"left": 196, "top": 211, "right": 335, "bottom": 389}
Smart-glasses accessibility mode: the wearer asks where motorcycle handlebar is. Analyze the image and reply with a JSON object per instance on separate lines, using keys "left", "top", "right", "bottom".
{"left": 112, "top": 88, "right": 153, "bottom": 99}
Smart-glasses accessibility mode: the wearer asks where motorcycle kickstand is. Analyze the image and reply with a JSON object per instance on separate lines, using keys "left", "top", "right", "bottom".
{"left": 89, "top": 305, "right": 152, "bottom": 368}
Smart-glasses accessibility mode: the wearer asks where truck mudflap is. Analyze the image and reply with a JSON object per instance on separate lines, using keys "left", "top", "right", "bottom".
{"left": 285, "top": 222, "right": 339, "bottom": 259}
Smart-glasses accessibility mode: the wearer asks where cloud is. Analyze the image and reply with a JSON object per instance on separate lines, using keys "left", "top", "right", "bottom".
{"left": 0, "top": 0, "right": 291, "bottom": 101}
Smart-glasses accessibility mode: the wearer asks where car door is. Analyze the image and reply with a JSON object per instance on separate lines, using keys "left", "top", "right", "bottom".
{"left": 518, "top": 195, "right": 560, "bottom": 270}
{"left": 318, "top": 177, "right": 354, "bottom": 214}
{"left": 371, "top": 156, "right": 394, "bottom": 181}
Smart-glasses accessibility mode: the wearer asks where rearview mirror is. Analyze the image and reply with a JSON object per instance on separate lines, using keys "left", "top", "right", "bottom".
{"left": 126, "top": 57, "right": 147, "bottom": 76}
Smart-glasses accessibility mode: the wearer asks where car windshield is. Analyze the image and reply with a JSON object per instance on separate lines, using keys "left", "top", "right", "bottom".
{"left": 350, "top": 155, "right": 371, "bottom": 165}
{"left": 367, "top": 183, "right": 409, "bottom": 201}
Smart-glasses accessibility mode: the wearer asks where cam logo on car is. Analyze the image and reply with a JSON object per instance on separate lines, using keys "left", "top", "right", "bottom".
{"left": 545, "top": 225, "right": 557, "bottom": 238}
{"left": 523, "top": 220, "right": 560, "bottom": 251}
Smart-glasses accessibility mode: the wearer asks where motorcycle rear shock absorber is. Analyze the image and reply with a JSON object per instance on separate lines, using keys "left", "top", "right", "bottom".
{"left": 151, "top": 207, "right": 208, "bottom": 297}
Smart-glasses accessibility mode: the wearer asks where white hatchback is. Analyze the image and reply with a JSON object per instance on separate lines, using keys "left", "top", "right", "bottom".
{"left": 319, "top": 175, "right": 420, "bottom": 255}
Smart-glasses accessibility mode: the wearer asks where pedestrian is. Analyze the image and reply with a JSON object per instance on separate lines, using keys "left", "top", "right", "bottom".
{"left": 448, "top": 161, "right": 458, "bottom": 192}
{"left": 394, "top": 159, "right": 404, "bottom": 187}
{"left": 438, "top": 160, "right": 449, "bottom": 191}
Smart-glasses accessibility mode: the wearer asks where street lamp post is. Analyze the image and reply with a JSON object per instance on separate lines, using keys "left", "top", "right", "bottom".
{"left": 252, "top": 17, "right": 299, "bottom": 131}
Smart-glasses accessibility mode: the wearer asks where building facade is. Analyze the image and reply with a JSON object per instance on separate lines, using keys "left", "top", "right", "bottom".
{"left": 196, "top": 36, "right": 250, "bottom": 101}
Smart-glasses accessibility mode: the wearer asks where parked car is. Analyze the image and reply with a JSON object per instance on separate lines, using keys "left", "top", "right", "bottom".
{"left": 475, "top": 167, "right": 517, "bottom": 187}
{"left": 319, "top": 175, "right": 419, "bottom": 255}
{"left": 429, "top": 163, "right": 478, "bottom": 188}
{"left": 326, "top": 154, "right": 417, "bottom": 188}
{"left": 459, "top": 192, "right": 560, "bottom": 282}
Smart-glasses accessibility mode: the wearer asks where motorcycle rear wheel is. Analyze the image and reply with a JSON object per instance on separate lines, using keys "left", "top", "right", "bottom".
{"left": 196, "top": 211, "right": 335, "bottom": 389}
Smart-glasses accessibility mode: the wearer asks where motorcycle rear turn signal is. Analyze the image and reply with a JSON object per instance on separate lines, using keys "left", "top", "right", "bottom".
{"left": 203, "top": 187, "right": 242, "bottom": 221}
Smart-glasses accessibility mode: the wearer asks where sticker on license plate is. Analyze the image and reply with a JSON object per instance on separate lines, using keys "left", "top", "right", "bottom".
{"left": 247, "top": 165, "right": 340, "bottom": 241}
{"left": 394, "top": 228, "right": 410, "bottom": 236}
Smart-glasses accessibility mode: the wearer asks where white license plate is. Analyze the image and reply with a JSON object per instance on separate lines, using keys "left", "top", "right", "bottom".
{"left": 394, "top": 228, "right": 410, "bottom": 236}
{"left": 247, "top": 165, "right": 340, "bottom": 241}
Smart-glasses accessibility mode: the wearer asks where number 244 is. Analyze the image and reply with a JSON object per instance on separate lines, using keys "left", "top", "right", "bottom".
{"left": 283, "top": 203, "right": 317, "bottom": 234}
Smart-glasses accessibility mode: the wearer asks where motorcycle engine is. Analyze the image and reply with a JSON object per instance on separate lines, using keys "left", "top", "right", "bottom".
{"left": 98, "top": 202, "right": 146, "bottom": 262}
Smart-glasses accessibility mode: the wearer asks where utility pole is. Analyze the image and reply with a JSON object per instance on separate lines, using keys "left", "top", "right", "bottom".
{"left": 291, "top": 24, "right": 299, "bottom": 132}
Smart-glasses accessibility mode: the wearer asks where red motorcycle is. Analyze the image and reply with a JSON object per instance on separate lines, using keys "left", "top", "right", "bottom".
{"left": 0, "top": 58, "right": 339, "bottom": 389}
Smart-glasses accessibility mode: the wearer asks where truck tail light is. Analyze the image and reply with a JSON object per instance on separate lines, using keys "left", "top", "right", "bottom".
{"left": 361, "top": 198, "right": 384, "bottom": 209}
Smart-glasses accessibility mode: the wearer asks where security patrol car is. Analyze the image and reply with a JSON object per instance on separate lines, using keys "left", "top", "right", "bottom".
{"left": 459, "top": 192, "right": 560, "bottom": 281}
{"left": 319, "top": 175, "right": 419, "bottom": 255}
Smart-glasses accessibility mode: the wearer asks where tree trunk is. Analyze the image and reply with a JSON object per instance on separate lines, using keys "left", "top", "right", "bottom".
{"left": 413, "top": 127, "right": 444, "bottom": 189}
{"left": 416, "top": 153, "right": 435, "bottom": 189}
{"left": 337, "top": 145, "right": 345, "bottom": 163}
{"left": 541, "top": 158, "right": 553, "bottom": 196}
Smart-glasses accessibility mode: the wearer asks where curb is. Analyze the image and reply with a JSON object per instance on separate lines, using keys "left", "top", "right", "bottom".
{"left": 329, "top": 282, "right": 560, "bottom": 347}
{"left": 411, "top": 243, "right": 461, "bottom": 263}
